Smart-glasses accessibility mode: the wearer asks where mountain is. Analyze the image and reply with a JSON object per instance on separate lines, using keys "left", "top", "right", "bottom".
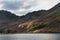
{"left": 17, "top": 3, "right": 60, "bottom": 33}
{"left": 18, "top": 10, "right": 47, "bottom": 24}
{"left": 0, "top": 3, "right": 60, "bottom": 33}
{"left": 0, "top": 10, "right": 19, "bottom": 33}
{"left": 0, "top": 10, "right": 19, "bottom": 23}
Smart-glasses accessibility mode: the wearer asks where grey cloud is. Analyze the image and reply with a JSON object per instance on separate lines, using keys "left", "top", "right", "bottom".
{"left": 1, "top": 1, "right": 23, "bottom": 10}
{"left": 1, "top": 0, "right": 36, "bottom": 10}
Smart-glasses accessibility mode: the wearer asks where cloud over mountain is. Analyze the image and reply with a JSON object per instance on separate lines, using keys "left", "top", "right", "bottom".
{"left": 0, "top": 0, "right": 60, "bottom": 16}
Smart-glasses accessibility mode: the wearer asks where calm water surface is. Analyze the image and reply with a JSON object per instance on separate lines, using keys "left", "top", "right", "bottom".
{"left": 0, "top": 34, "right": 60, "bottom": 40}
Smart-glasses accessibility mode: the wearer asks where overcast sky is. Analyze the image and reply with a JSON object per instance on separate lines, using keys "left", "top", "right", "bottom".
{"left": 0, "top": 0, "right": 60, "bottom": 16}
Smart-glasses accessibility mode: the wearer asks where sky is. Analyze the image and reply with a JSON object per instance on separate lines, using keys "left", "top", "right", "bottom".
{"left": 0, "top": 0, "right": 60, "bottom": 16}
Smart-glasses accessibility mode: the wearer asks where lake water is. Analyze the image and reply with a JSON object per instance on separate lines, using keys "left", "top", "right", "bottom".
{"left": 0, "top": 34, "right": 60, "bottom": 40}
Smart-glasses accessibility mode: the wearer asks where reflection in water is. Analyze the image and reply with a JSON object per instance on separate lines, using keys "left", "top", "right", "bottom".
{"left": 0, "top": 34, "right": 60, "bottom": 40}
{"left": 0, "top": 36, "right": 13, "bottom": 40}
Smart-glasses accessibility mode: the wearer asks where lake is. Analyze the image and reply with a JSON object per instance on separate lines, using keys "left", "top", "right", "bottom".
{"left": 0, "top": 34, "right": 60, "bottom": 40}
